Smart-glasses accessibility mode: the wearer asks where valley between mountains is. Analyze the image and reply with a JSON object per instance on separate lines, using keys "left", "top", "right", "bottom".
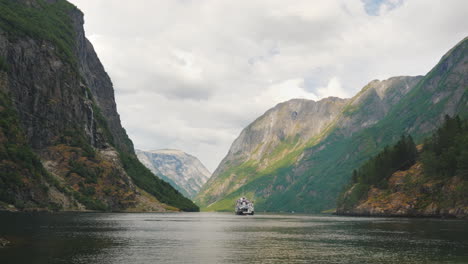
{"left": 0, "top": 0, "right": 466, "bottom": 218}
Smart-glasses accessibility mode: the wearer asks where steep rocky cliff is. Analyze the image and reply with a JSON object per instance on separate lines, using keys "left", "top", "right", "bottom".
{"left": 136, "top": 149, "right": 211, "bottom": 198}
{"left": 0, "top": 0, "right": 198, "bottom": 211}
{"left": 196, "top": 37, "right": 467, "bottom": 212}
{"left": 216, "top": 97, "right": 349, "bottom": 170}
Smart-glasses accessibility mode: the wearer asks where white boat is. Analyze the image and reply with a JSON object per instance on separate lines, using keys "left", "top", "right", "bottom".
{"left": 235, "top": 197, "right": 254, "bottom": 215}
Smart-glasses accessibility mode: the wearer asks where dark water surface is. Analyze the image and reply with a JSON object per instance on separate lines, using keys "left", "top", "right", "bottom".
{"left": 0, "top": 212, "right": 467, "bottom": 263}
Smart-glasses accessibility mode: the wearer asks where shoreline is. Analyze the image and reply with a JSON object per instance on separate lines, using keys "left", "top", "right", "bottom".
{"left": 334, "top": 211, "right": 467, "bottom": 220}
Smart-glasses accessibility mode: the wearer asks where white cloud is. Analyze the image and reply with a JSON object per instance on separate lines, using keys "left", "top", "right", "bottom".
{"left": 69, "top": 0, "right": 468, "bottom": 171}
{"left": 256, "top": 78, "right": 318, "bottom": 108}
{"left": 316, "top": 77, "right": 350, "bottom": 99}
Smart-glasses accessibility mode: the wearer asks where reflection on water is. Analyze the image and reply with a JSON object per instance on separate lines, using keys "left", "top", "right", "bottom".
{"left": 0, "top": 212, "right": 467, "bottom": 263}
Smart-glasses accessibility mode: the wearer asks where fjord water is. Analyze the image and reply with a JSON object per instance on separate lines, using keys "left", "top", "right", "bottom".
{"left": 0, "top": 212, "right": 467, "bottom": 264}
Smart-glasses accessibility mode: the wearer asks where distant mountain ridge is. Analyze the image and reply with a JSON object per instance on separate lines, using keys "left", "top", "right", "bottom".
{"left": 136, "top": 149, "right": 211, "bottom": 198}
{"left": 196, "top": 37, "right": 468, "bottom": 213}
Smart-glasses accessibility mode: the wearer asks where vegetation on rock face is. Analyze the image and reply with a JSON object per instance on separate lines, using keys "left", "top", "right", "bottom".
{"left": 0, "top": 0, "right": 199, "bottom": 212}
{"left": 0, "top": 56, "right": 8, "bottom": 72}
{"left": 0, "top": 88, "right": 135, "bottom": 211}
{"left": 0, "top": 0, "right": 78, "bottom": 66}
{"left": 337, "top": 115, "right": 468, "bottom": 217}
{"left": 0, "top": 90, "right": 60, "bottom": 210}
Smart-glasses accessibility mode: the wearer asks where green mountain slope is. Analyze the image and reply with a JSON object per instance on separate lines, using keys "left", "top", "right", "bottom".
{"left": 196, "top": 37, "right": 468, "bottom": 213}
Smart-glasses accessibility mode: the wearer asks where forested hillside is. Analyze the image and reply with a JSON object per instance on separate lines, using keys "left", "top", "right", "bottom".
{"left": 337, "top": 115, "right": 468, "bottom": 218}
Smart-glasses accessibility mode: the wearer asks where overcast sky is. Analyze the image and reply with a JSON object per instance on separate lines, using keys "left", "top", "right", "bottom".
{"left": 69, "top": 0, "right": 467, "bottom": 172}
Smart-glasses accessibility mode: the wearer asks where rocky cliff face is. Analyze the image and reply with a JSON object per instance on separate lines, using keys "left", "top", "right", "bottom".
{"left": 219, "top": 97, "right": 349, "bottom": 169}
{"left": 196, "top": 37, "right": 468, "bottom": 212}
{"left": 0, "top": 0, "right": 198, "bottom": 212}
{"left": 136, "top": 149, "right": 211, "bottom": 198}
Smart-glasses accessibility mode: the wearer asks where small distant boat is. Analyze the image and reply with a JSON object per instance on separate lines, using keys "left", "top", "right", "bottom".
{"left": 235, "top": 197, "right": 254, "bottom": 215}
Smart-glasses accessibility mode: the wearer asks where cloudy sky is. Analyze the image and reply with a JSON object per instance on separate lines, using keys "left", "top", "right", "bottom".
{"left": 69, "top": 0, "right": 467, "bottom": 171}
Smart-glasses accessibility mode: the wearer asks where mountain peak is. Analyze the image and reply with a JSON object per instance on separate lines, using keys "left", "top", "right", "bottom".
{"left": 440, "top": 36, "right": 468, "bottom": 62}
{"left": 136, "top": 149, "right": 211, "bottom": 198}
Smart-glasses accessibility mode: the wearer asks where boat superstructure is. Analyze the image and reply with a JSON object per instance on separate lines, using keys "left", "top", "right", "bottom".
{"left": 235, "top": 197, "right": 254, "bottom": 215}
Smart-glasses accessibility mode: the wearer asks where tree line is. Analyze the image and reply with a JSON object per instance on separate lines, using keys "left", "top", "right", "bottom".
{"left": 350, "top": 134, "right": 418, "bottom": 188}
{"left": 338, "top": 115, "right": 468, "bottom": 210}
{"left": 421, "top": 115, "right": 468, "bottom": 180}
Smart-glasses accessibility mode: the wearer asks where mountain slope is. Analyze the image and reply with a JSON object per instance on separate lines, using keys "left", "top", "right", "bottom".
{"left": 0, "top": 0, "right": 197, "bottom": 212}
{"left": 196, "top": 37, "right": 468, "bottom": 212}
{"left": 196, "top": 97, "right": 349, "bottom": 208}
{"left": 136, "top": 149, "right": 211, "bottom": 198}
